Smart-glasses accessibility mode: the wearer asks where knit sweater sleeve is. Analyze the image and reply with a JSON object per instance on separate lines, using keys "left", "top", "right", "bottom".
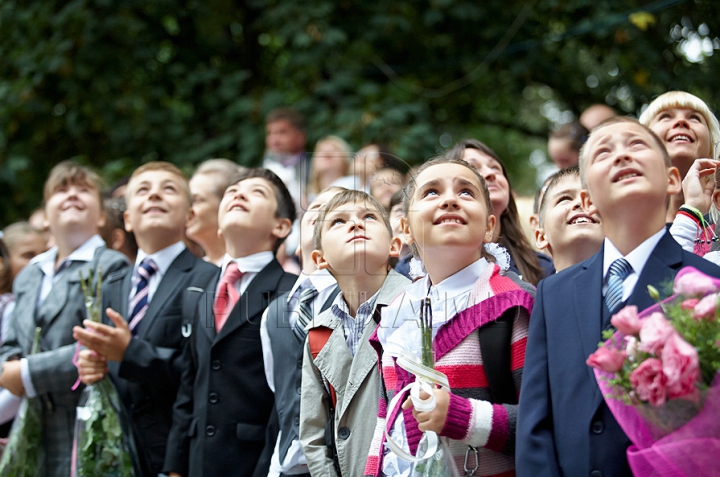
{"left": 439, "top": 306, "right": 529, "bottom": 456}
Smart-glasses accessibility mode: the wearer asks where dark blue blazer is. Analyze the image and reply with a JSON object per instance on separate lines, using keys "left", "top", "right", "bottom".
{"left": 517, "top": 231, "right": 720, "bottom": 477}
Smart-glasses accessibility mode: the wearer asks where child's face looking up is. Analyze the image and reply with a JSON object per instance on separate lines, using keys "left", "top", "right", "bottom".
{"left": 582, "top": 122, "right": 679, "bottom": 215}
{"left": 314, "top": 201, "right": 398, "bottom": 275}
{"left": 46, "top": 181, "right": 104, "bottom": 237}
{"left": 403, "top": 163, "right": 495, "bottom": 259}
{"left": 536, "top": 174, "right": 601, "bottom": 254}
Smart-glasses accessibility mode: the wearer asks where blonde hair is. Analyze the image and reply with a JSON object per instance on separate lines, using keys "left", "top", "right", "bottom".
{"left": 193, "top": 158, "right": 243, "bottom": 199}
{"left": 307, "top": 136, "right": 353, "bottom": 196}
{"left": 127, "top": 161, "right": 191, "bottom": 203}
{"left": 639, "top": 91, "right": 720, "bottom": 158}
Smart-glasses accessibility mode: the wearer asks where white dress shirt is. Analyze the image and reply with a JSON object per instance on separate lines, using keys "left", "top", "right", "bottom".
{"left": 260, "top": 268, "right": 337, "bottom": 476}
{"left": 130, "top": 241, "right": 186, "bottom": 303}
{"left": 218, "top": 251, "right": 275, "bottom": 300}
{"left": 602, "top": 228, "right": 666, "bottom": 301}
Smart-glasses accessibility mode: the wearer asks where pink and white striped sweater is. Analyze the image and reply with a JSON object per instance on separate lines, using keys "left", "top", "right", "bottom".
{"left": 365, "top": 265, "right": 534, "bottom": 477}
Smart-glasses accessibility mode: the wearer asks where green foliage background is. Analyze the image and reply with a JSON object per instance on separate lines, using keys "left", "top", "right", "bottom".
{"left": 1, "top": 0, "right": 719, "bottom": 224}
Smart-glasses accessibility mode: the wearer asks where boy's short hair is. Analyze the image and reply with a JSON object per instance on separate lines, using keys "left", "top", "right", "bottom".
{"left": 127, "top": 161, "right": 191, "bottom": 203}
{"left": 230, "top": 168, "right": 297, "bottom": 251}
{"left": 266, "top": 107, "right": 305, "bottom": 132}
{"left": 578, "top": 116, "right": 671, "bottom": 187}
{"left": 389, "top": 189, "right": 404, "bottom": 211}
{"left": 43, "top": 161, "right": 104, "bottom": 203}
{"left": 638, "top": 91, "right": 720, "bottom": 155}
{"left": 313, "top": 190, "right": 393, "bottom": 252}
{"left": 549, "top": 122, "right": 589, "bottom": 153}
{"left": 538, "top": 166, "right": 580, "bottom": 226}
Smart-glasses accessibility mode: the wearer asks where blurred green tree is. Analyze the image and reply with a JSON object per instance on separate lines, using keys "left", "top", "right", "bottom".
{"left": 1, "top": 0, "right": 718, "bottom": 224}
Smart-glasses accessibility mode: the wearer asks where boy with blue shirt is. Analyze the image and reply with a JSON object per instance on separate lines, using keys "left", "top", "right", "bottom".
{"left": 518, "top": 117, "right": 720, "bottom": 477}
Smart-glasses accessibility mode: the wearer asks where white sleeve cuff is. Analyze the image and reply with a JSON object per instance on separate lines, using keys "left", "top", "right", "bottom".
{"left": 670, "top": 213, "right": 699, "bottom": 253}
{"left": 20, "top": 358, "right": 37, "bottom": 398}
{"left": 464, "top": 399, "right": 494, "bottom": 448}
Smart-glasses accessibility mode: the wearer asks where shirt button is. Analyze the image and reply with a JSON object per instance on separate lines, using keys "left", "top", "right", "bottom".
{"left": 294, "top": 416, "right": 300, "bottom": 426}
{"left": 211, "top": 360, "right": 221, "bottom": 370}
{"left": 209, "top": 392, "right": 219, "bottom": 404}
{"left": 296, "top": 387, "right": 302, "bottom": 395}
{"left": 591, "top": 421, "right": 604, "bottom": 434}
{"left": 205, "top": 425, "right": 216, "bottom": 437}
{"left": 337, "top": 427, "right": 350, "bottom": 440}
{"left": 590, "top": 471, "right": 602, "bottom": 477}
{"left": 297, "top": 359, "right": 303, "bottom": 369}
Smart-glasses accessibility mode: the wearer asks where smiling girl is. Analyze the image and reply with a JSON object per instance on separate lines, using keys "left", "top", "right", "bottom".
{"left": 365, "top": 157, "right": 534, "bottom": 477}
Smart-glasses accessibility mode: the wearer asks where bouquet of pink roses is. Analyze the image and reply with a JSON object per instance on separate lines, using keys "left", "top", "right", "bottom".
{"left": 587, "top": 266, "right": 720, "bottom": 477}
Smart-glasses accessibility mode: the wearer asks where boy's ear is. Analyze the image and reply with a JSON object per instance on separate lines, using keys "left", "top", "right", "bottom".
{"left": 666, "top": 166, "right": 682, "bottom": 196}
{"left": 484, "top": 214, "right": 497, "bottom": 243}
{"left": 311, "top": 249, "right": 329, "bottom": 270}
{"left": 97, "top": 211, "right": 106, "bottom": 230}
{"left": 534, "top": 227, "right": 550, "bottom": 253}
{"left": 271, "top": 217, "right": 293, "bottom": 241}
{"left": 388, "top": 236, "right": 402, "bottom": 258}
{"left": 580, "top": 189, "right": 598, "bottom": 217}
{"left": 123, "top": 210, "right": 133, "bottom": 233}
{"left": 400, "top": 216, "right": 414, "bottom": 246}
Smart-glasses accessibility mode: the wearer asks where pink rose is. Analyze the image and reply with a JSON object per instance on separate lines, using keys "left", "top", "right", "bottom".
{"left": 639, "top": 312, "right": 675, "bottom": 355}
{"left": 586, "top": 347, "right": 626, "bottom": 373}
{"left": 611, "top": 306, "right": 641, "bottom": 335}
{"left": 673, "top": 267, "right": 720, "bottom": 296}
{"left": 661, "top": 332, "right": 700, "bottom": 401}
{"left": 629, "top": 358, "right": 667, "bottom": 406}
{"left": 680, "top": 298, "right": 700, "bottom": 310}
{"left": 693, "top": 293, "right": 719, "bottom": 320}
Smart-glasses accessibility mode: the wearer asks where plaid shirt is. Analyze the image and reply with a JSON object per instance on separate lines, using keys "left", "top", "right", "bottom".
{"left": 330, "top": 289, "right": 380, "bottom": 356}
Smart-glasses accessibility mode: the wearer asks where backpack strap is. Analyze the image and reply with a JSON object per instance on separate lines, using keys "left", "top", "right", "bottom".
{"left": 478, "top": 307, "right": 518, "bottom": 405}
{"left": 181, "top": 286, "right": 205, "bottom": 370}
{"left": 308, "top": 326, "right": 337, "bottom": 407}
{"left": 308, "top": 325, "right": 342, "bottom": 476}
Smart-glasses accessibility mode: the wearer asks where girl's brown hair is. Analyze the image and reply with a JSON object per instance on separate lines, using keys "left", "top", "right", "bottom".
{"left": 402, "top": 156, "right": 496, "bottom": 264}
{"left": 447, "top": 139, "right": 545, "bottom": 285}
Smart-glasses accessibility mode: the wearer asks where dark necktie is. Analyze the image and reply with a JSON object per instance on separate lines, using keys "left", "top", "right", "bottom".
{"left": 128, "top": 258, "right": 159, "bottom": 335}
{"left": 292, "top": 281, "right": 318, "bottom": 342}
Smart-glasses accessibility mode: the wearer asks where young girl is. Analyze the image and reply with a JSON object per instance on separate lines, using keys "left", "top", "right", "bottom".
{"left": 365, "top": 158, "right": 534, "bottom": 477}
{"left": 448, "top": 139, "right": 552, "bottom": 284}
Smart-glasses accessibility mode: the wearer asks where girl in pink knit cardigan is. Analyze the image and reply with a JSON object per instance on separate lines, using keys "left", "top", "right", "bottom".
{"left": 365, "top": 158, "right": 534, "bottom": 477}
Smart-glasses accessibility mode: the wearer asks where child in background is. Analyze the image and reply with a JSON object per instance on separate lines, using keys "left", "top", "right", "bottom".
{"left": 448, "top": 139, "right": 554, "bottom": 284}
{"left": 547, "top": 122, "right": 588, "bottom": 169}
{"left": 2, "top": 222, "right": 47, "bottom": 282}
{"left": 534, "top": 166, "right": 603, "bottom": 272}
{"left": 389, "top": 190, "right": 412, "bottom": 279}
{"left": 368, "top": 157, "right": 534, "bottom": 477}
{"left": 300, "top": 190, "right": 409, "bottom": 477}
{"left": 0, "top": 162, "right": 129, "bottom": 477}
{"left": 370, "top": 167, "right": 405, "bottom": 210}
{"left": 517, "top": 117, "right": 720, "bottom": 477}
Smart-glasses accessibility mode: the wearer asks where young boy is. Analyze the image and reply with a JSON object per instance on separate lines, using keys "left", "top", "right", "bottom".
{"left": 260, "top": 186, "right": 344, "bottom": 477}
{"left": 0, "top": 162, "right": 129, "bottom": 477}
{"left": 72, "top": 162, "right": 218, "bottom": 475}
{"left": 300, "top": 190, "right": 409, "bottom": 477}
{"left": 164, "top": 168, "right": 297, "bottom": 477}
{"left": 534, "top": 166, "right": 603, "bottom": 272}
{"left": 517, "top": 117, "right": 720, "bottom": 477}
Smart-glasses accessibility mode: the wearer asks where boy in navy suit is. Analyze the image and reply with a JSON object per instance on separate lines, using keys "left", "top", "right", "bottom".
{"left": 517, "top": 117, "right": 720, "bottom": 477}
{"left": 0, "top": 162, "right": 128, "bottom": 477}
{"left": 165, "top": 168, "right": 297, "bottom": 477}
{"left": 73, "top": 162, "right": 218, "bottom": 475}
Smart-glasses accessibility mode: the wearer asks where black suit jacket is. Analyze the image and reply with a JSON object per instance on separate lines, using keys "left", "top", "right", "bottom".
{"left": 165, "top": 258, "right": 296, "bottom": 477}
{"left": 517, "top": 232, "right": 720, "bottom": 477}
{"left": 103, "top": 248, "right": 218, "bottom": 475}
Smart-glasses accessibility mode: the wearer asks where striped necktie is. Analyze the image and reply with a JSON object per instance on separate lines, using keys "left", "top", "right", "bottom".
{"left": 128, "top": 258, "right": 159, "bottom": 335}
{"left": 293, "top": 281, "right": 318, "bottom": 342}
{"left": 605, "top": 258, "right": 633, "bottom": 315}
